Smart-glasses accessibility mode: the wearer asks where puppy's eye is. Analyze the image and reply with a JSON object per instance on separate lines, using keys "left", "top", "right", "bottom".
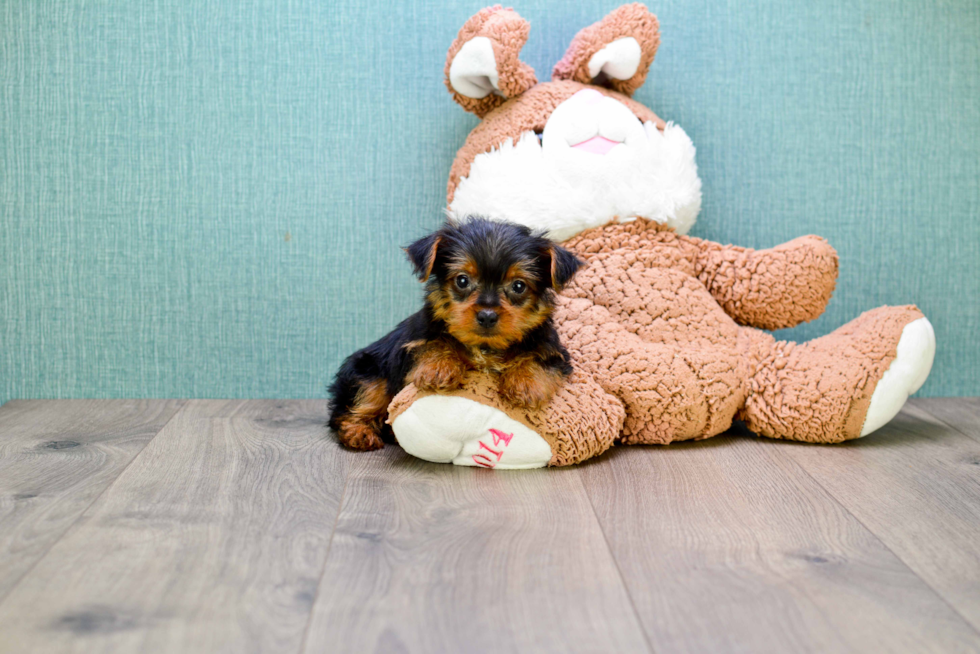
{"left": 511, "top": 280, "right": 527, "bottom": 294}
{"left": 455, "top": 275, "right": 470, "bottom": 290}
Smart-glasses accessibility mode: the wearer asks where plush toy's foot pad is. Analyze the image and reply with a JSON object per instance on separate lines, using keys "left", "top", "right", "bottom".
{"left": 860, "top": 317, "right": 936, "bottom": 436}
{"left": 391, "top": 395, "right": 553, "bottom": 469}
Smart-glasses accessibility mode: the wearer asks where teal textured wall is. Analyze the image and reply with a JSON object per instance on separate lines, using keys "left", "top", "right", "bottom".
{"left": 1, "top": 0, "right": 978, "bottom": 403}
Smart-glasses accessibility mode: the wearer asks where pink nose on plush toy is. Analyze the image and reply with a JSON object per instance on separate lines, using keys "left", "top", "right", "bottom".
{"left": 566, "top": 89, "right": 622, "bottom": 154}
{"left": 571, "top": 135, "right": 621, "bottom": 155}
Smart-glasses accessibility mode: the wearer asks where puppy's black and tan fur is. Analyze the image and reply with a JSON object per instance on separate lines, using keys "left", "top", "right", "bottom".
{"left": 328, "top": 217, "right": 583, "bottom": 451}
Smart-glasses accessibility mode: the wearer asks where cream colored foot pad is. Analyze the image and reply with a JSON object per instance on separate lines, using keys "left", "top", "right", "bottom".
{"left": 391, "top": 395, "right": 552, "bottom": 469}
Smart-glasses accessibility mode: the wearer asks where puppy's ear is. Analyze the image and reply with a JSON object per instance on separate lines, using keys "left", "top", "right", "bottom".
{"left": 405, "top": 233, "right": 443, "bottom": 282}
{"left": 546, "top": 244, "right": 583, "bottom": 292}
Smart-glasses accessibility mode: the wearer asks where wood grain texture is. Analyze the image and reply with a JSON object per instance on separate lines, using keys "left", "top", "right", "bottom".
{"left": 302, "top": 446, "right": 651, "bottom": 654}
{"left": 780, "top": 403, "right": 980, "bottom": 634}
{"left": 0, "top": 399, "right": 184, "bottom": 602}
{"left": 0, "top": 400, "right": 351, "bottom": 654}
{"left": 2, "top": 399, "right": 980, "bottom": 653}
{"left": 580, "top": 434, "right": 980, "bottom": 654}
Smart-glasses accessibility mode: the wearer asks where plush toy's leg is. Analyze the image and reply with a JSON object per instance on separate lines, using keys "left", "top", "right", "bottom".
{"left": 590, "top": 336, "right": 748, "bottom": 445}
{"left": 557, "top": 297, "right": 748, "bottom": 445}
{"left": 740, "top": 306, "right": 934, "bottom": 442}
{"left": 387, "top": 371, "right": 624, "bottom": 468}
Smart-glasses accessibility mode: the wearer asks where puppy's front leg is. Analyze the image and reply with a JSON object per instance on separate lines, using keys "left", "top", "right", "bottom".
{"left": 410, "top": 340, "right": 468, "bottom": 392}
{"left": 499, "top": 357, "right": 564, "bottom": 410}
{"left": 336, "top": 379, "right": 391, "bottom": 451}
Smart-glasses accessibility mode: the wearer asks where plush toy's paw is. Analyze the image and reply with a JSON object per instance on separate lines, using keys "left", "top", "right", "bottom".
{"left": 337, "top": 423, "right": 384, "bottom": 451}
{"left": 390, "top": 395, "right": 553, "bottom": 469}
{"left": 860, "top": 317, "right": 936, "bottom": 436}
{"left": 411, "top": 358, "right": 466, "bottom": 393}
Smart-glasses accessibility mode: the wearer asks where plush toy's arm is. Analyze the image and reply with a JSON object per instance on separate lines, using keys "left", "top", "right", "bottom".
{"left": 684, "top": 235, "right": 839, "bottom": 330}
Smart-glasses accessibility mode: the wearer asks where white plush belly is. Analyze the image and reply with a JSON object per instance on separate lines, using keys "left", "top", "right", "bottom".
{"left": 450, "top": 91, "right": 702, "bottom": 242}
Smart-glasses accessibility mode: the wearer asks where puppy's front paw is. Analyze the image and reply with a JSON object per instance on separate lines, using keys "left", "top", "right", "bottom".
{"left": 412, "top": 358, "right": 466, "bottom": 393}
{"left": 499, "top": 368, "right": 555, "bottom": 410}
{"left": 338, "top": 422, "right": 384, "bottom": 451}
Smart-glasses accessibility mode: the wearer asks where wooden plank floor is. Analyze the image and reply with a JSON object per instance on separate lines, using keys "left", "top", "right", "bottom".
{"left": 0, "top": 399, "right": 978, "bottom": 653}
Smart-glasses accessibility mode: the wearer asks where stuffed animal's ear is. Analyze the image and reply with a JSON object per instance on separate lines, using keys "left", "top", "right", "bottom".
{"left": 445, "top": 6, "right": 538, "bottom": 118}
{"left": 546, "top": 244, "right": 584, "bottom": 292}
{"left": 552, "top": 3, "right": 660, "bottom": 97}
{"left": 405, "top": 233, "right": 443, "bottom": 282}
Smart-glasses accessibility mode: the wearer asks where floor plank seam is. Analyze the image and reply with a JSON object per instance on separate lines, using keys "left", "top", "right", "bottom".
{"left": 911, "top": 401, "right": 980, "bottom": 447}
{"left": 578, "top": 471, "right": 658, "bottom": 654}
{"left": 775, "top": 441, "right": 980, "bottom": 639}
{"left": 296, "top": 445, "right": 354, "bottom": 654}
{"left": 0, "top": 399, "right": 188, "bottom": 610}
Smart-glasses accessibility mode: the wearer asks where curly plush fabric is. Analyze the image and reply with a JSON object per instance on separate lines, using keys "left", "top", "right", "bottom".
{"left": 555, "top": 218, "right": 922, "bottom": 445}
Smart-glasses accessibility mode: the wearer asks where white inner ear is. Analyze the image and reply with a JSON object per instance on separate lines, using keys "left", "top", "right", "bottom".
{"left": 449, "top": 37, "right": 500, "bottom": 99}
{"left": 587, "top": 37, "right": 642, "bottom": 80}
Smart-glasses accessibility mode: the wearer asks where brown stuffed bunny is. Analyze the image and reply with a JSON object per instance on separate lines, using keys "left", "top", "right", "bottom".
{"left": 386, "top": 4, "right": 936, "bottom": 468}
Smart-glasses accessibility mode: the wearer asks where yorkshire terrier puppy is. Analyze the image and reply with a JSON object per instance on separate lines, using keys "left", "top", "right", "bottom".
{"left": 328, "top": 217, "right": 583, "bottom": 451}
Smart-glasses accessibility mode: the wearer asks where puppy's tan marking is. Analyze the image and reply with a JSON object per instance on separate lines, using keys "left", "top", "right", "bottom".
{"left": 410, "top": 339, "right": 469, "bottom": 392}
{"left": 337, "top": 379, "right": 391, "bottom": 450}
{"left": 499, "top": 355, "right": 565, "bottom": 409}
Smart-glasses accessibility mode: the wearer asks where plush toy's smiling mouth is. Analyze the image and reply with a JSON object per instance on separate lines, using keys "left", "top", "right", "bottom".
{"left": 570, "top": 134, "right": 622, "bottom": 155}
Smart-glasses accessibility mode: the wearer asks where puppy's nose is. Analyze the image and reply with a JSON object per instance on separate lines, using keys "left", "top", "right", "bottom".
{"left": 476, "top": 310, "right": 499, "bottom": 328}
